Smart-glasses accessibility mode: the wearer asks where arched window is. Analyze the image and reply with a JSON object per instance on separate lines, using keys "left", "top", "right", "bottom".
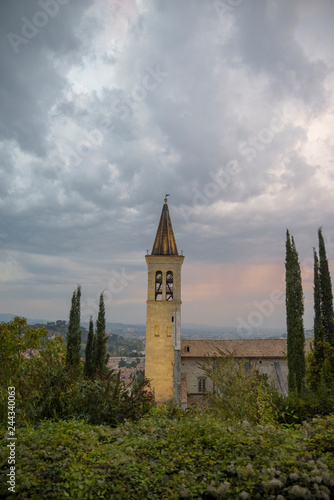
{"left": 155, "top": 271, "right": 162, "bottom": 301}
{"left": 166, "top": 271, "right": 173, "bottom": 301}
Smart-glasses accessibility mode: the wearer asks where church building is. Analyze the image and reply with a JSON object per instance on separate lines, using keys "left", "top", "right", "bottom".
{"left": 145, "top": 198, "right": 310, "bottom": 406}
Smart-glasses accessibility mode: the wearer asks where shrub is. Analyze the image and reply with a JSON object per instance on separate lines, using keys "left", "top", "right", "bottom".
{"left": 1, "top": 328, "right": 152, "bottom": 427}
{"left": 201, "top": 350, "right": 277, "bottom": 424}
{"left": 274, "top": 387, "right": 334, "bottom": 426}
{"left": 1, "top": 414, "right": 334, "bottom": 499}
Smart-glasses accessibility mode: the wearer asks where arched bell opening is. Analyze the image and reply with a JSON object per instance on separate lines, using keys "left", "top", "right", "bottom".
{"left": 155, "top": 271, "right": 162, "bottom": 301}
{"left": 166, "top": 271, "right": 173, "bottom": 301}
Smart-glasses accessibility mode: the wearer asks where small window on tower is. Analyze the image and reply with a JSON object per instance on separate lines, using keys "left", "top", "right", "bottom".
{"left": 155, "top": 271, "right": 162, "bottom": 301}
{"left": 166, "top": 271, "right": 173, "bottom": 301}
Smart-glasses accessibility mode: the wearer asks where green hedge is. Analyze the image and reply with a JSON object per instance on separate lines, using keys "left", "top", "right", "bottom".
{"left": 1, "top": 412, "right": 334, "bottom": 499}
{"left": 274, "top": 388, "right": 334, "bottom": 426}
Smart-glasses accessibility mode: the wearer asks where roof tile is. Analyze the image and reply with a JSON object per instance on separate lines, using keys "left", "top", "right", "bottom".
{"left": 181, "top": 338, "right": 312, "bottom": 358}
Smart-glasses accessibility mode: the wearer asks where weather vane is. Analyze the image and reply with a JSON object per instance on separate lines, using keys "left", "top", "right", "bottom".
{"left": 164, "top": 192, "right": 170, "bottom": 202}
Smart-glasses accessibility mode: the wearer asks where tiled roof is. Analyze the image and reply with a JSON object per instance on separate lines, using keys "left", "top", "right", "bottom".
{"left": 181, "top": 338, "right": 312, "bottom": 358}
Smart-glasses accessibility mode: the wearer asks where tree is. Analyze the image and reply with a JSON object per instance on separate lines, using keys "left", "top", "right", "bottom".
{"left": 94, "top": 293, "right": 109, "bottom": 374}
{"left": 309, "top": 228, "right": 334, "bottom": 387}
{"left": 118, "top": 358, "right": 126, "bottom": 368}
{"left": 84, "top": 316, "right": 95, "bottom": 378}
{"left": 318, "top": 227, "right": 334, "bottom": 346}
{"left": 285, "top": 230, "right": 305, "bottom": 394}
{"left": 313, "top": 248, "right": 324, "bottom": 365}
{"left": 66, "top": 285, "right": 82, "bottom": 368}
{"left": 0, "top": 317, "right": 46, "bottom": 387}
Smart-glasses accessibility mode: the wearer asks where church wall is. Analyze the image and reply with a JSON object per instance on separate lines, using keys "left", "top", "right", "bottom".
{"left": 250, "top": 357, "right": 288, "bottom": 393}
{"left": 181, "top": 358, "right": 214, "bottom": 394}
{"left": 181, "top": 356, "right": 288, "bottom": 401}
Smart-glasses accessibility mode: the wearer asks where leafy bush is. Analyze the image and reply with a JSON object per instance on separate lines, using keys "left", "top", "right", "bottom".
{"left": 1, "top": 325, "right": 152, "bottom": 428}
{"left": 20, "top": 360, "right": 151, "bottom": 426}
{"left": 303, "top": 414, "right": 334, "bottom": 458}
{"left": 0, "top": 318, "right": 47, "bottom": 426}
{"left": 200, "top": 350, "right": 277, "bottom": 425}
{"left": 274, "top": 388, "right": 334, "bottom": 426}
{"left": 1, "top": 413, "right": 334, "bottom": 499}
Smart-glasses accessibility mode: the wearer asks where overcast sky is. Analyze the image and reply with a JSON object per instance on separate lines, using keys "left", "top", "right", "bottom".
{"left": 1, "top": 0, "right": 334, "bottom": 332}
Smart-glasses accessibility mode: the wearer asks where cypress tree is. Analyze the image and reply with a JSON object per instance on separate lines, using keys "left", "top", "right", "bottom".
{"left": 285, "top": 230, "right": 305, "bottom": 394}
{"left": 66, "top": 285, "right": 82, "bottom": 368}
{"left": 84, "top": 316, "right": 95, "bottom": 377}
{"left": 94, "top": 293, "right": 109, "bottom": 374}
{"left": 313, "top": 248, "right": 324, "bottom": 365}
{"left": 318, "top": 227, "right": 334, "bottom": 346}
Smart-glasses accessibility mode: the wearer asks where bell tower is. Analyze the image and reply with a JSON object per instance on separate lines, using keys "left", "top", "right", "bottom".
{"left": 145, "top": 197, "right": 184, "bottom": 403}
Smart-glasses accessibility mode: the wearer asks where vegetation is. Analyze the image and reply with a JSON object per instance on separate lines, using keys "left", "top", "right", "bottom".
{"left": 0, "top": 289, "right": 150, "bottom": 428}
{"left": 1, "top": 313, "right": 334, "bottom": 497}
{"left": 274, "top": 386, "right": 334, "bottom": 426}
{"left": 318, "top": 228, "right": 334, "bottom": 346}
{"left": 94, "top": 293, "right": 109, "bottom": 374}
{"left": 201, "top": 351, "right": 276, "bottom": 425}
{"left": 118, "top": 357, "right": 142, "bottom": 368}
{"left": 1, "top": 411, "right": 334, "bottom": 499}
{"left": 308, "top": 228, "right": 334, "bottom": 390}
{"left": 0, "top": 328, "right": 151, "bottom": 428}
{"left": 106, "top": 335, "right": 144, "bottom": 357}
{"left": 31, "top": 322, "right": 144, "bottom": 357}
{"left": 0, "top": 317, "right": 47, "bottom": 389}
{"left": 66, "top": 285, "right": 82, "bottom": 368}
{"left": 285, "top": 230, "right": 305, "bottom": 394}
{"left": 313, "top": 247, "right": 325, "bottom": 368}
{"left": 84, "top": 316, "right": 95, "bottom": 378}
{"left": 83, "top": 294, "right": 110, "bottom": 378}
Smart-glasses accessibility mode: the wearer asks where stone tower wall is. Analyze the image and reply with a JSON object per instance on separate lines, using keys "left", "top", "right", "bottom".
{"left": 145, "top": 255, "right": 184, "bottom": 402}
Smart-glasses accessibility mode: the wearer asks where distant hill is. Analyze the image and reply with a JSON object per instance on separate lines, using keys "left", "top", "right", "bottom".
{"left": 0, "top": 313, "right": 16, "bottom": 323}
{"left": 0, "top": 314, "right": 50, "bottom": 324}
{"left": 1, "top": 314, "right": 313, "bottom": 340}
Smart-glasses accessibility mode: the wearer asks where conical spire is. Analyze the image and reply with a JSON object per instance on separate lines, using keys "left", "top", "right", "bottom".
{"left": 151, "top": 197, "right": 178, "bottom": 255}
